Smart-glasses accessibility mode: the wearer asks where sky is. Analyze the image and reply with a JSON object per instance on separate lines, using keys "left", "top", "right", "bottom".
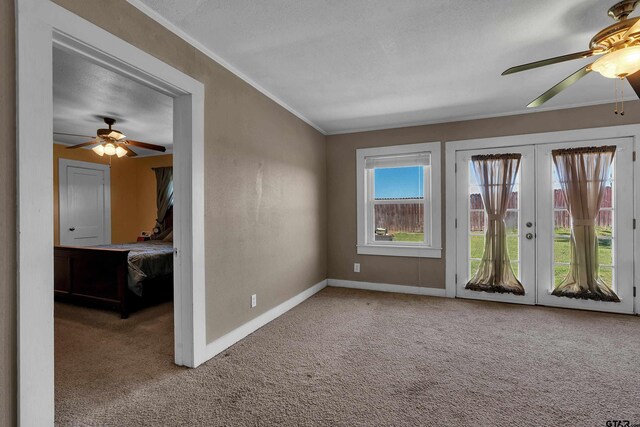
{"left": 374, "top": 166, "right": 424, "bottom": 199}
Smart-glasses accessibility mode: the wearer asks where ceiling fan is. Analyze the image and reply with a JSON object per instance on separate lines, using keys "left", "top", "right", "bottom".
{"left": 54, "top": 117, "right": 166, "bottom": 158}
{"left": 503, "top": 0, "right": 640, "bottom": 108}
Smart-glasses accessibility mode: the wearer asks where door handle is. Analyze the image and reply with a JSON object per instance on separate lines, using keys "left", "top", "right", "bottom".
{"left": 69, "top": 227, "right": 76, "bottom": 231}
{"left": 525, "top": 233, "right": 533, "bottom": 240}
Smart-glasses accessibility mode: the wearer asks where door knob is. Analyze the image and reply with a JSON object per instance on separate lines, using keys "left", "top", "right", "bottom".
{"left": 69, "top": 227, "right": 75, "bottom": 231}
{"left": 525, "top": 233, "right": 533, "bottom": 240}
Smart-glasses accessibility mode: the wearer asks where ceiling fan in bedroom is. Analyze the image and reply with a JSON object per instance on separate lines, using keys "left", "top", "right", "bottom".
{"left": 503, "top": 0, "right": 640, "bottom": 111}
{"left": 54, "top": 117, "right": 167, "bottom": 158}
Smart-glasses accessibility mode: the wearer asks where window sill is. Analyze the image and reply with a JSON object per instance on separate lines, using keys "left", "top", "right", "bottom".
{"left": 356, "top": 244, "right": 442, "bottom": 258}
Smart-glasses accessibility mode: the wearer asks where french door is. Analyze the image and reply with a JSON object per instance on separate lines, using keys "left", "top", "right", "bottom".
{"left": 456, "top": 146, "right": 536, "bottom": 305}
{"left": 455, "top": 138, "right": 635, "bottom": 314}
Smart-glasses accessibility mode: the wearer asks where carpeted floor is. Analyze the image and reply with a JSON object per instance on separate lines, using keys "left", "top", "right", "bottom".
{"left": 55, "top": 287, "right": 640, "bottom": 426}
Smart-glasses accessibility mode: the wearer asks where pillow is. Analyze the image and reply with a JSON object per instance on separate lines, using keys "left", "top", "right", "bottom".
{"left": 152, "top": 227, "right": 173, "bottom": 241}
{"left": 163, "top": 230, "right": 173, "bottom": 242}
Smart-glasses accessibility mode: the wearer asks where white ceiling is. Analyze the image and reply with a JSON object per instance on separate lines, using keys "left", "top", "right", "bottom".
{"left": 53, "top": 47, "right": 173, "bottom": 156}
{"left": 132, "top": 0, "right": 636, "bottom": 134}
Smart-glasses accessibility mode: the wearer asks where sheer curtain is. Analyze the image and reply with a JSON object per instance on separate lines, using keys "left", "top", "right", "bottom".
{"left": 153, "top": 167, "right": 174, "bottom": 233}
{"left": 466, "top": 154, "right": 524, "bottom": 295}
{"left": 552, "top": 146, "right": 619, "bottom": 302}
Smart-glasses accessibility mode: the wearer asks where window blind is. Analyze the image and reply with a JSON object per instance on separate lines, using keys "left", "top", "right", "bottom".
{"left": 365, "top": 152, "right": 430, "bottom": 169}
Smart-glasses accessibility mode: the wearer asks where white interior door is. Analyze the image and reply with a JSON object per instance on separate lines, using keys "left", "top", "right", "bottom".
{"left": 59, "top": 159, "right": 111, "bottom": 246}
{"left": 536, "top": 138, "right": 634, "bottom": 314}
{"left": 456, "top": 145, "right": 536, "bottom": 304}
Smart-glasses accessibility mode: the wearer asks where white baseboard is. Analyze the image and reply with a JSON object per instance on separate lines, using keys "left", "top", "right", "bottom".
{"left": 204, "top": 279, "right": 327, "bottom": 361}
{"left": 327, "top": 278, "right": 447, "bottom": 297}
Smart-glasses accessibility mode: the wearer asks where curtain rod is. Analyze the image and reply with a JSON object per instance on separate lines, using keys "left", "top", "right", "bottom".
{"left": 552, "top": 146, "right": 616, "bottom": 155}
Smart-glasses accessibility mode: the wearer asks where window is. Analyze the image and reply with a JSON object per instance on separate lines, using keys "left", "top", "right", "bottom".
{"left": 356, "top": 142, "right": 442, "bottom": 258}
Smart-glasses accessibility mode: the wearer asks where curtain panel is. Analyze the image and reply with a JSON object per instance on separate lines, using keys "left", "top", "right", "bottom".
{"left": 551, "top": 146, "right": 619, "bottom": 302}
{"left": 153, "top": 167, "right": 174, "bottom": 233}
{"left": 466, "top": 153, "right": 524, "bottom": 295}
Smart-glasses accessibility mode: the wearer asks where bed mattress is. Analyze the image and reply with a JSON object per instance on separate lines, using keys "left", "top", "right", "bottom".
{"left": 94, "top": 240, "right": 174, "bottom": 296}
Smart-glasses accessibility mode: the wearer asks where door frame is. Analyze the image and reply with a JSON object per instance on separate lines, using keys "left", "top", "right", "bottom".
{"left": 58, "top": 159, "right": 112, "bottom": 246}
{"left": 445, "top": 124, "right": 640, "bottom": 315}
{"left": 16, "top": 1, "right": 206, "bottom": 424}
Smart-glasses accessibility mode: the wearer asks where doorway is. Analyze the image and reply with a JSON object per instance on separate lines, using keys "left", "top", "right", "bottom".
{"left": 16, "top": 1, "right": 206, "bottom": 424}
{"left": 453, "top": 137, "right": 635, "bottom": 314}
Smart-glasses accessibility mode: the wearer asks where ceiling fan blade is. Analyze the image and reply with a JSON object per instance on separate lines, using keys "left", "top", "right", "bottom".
{"left": 622, "top": 17, "right": 640, "bottom": 39}
{"left": 527, "top": 65, "right": 592, "bottom": 108}
{"left": 119, "top": 143, "right": 138, "bottom": 157}
{"left": 126, "top": 140, "right": 167, "bottom": 152}
{"left": 66, "top": 140, "right": 99, "bottom": 149}
{"left": 502, "top": 50, "right": 595, "bottom": 76}
{"left": 54, "top": 132, "right": 96, "bottom": 139}
{"left": 627, "top": 69, "right": 640, "bottom": 98}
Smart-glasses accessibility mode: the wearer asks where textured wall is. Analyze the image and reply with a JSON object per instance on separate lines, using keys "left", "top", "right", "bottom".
{"left": 53, "top": 144, "right": 172, "bottom": 244}
{"left": 1, "top": 0, "right": 16, "bottom": 424}
{"left": 3, "top": 0, "right": 327, "bottom": 419}
{"left": 51, "top": 0, "right": 328, "bottom": 342}
{"left": 327, "top": 102, "right": 640, "bottom": 288}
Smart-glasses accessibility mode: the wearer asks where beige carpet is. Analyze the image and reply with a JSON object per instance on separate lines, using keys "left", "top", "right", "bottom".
{"left": 55, "top": 287, "right": 640, "bottom": 426}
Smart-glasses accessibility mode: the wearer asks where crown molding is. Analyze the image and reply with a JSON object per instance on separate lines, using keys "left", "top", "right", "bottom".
{"left": 325, "top": 97, "right": 638, "bottom": 136}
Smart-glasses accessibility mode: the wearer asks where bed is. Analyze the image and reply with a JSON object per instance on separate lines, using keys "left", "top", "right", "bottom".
{"left": 54, "top": 240, "right": 174, "bottom": 318}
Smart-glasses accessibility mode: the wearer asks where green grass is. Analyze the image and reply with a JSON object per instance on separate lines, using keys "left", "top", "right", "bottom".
{"left": 554, "top": 226, "right": 612, "bottom": 237}
{"left": 392, "top": 232, "right": 424, "bottom": 242}
{"left": 469, "top": 231, "right": 613, "bottom": 287}
{"left": 469, "top": 234, "right": 518, "bottom": 260}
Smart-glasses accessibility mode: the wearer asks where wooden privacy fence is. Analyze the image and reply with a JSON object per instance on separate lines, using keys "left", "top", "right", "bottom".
{"left": 468, "top": 187, "right": 613, "bottom": 232}
{"left": 374, "top": 201, "right": 424, "bottom": 234}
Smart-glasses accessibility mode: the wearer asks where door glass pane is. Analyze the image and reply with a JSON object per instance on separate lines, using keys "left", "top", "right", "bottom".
{"left": 553, "top": 237, "right": 571, "bottom": 264}
{"left": 507, "top": 234, "right": 519, "bottom": 279}
{"left": 553, "top": 189, "right": 567, "bottom": 209}
{"left": 598, "top": 238, "right": 613, "bottom": 266}
{"left": 470, "top": 259, "right": 481, "bottom": 278}
{"left": 468, "top": 172, "right": 484, "bottom": 277}
{"left": 600, "top": 266, "right": 614, "bottom": 286}
{"left": 470, "top": 234, "right": 484, "bottom": 259}
{"left": 554, "top": 264, "right": 569, "bottom": 286}
{"left": 507, "top": 190, "right": 518, "bottom": 209}
{"left": 505, "top": 211, "right": 518, "bottom": 234}
{"left": 469, "top": 211, "right": 485, "bottom": 234}
{"left": 554, "top": 210, "right": 571, "bottom": 236}
{"left": 468, "top": 162, "right": 520, "bottom": 280}
{"left": 551, "top": 157, "right": 616, "bottom": 292}
{"left": 597, "top": 210, "right": 613, "bottom": 236}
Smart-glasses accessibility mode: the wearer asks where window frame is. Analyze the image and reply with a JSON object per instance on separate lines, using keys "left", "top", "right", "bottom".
{"left": 356, "top": 142, "right": 442, "bottom": 258}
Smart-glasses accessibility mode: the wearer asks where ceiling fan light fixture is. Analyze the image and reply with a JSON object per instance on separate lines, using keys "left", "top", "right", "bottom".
{"left": 103, "top": 142, "right": 117, "bottom": 156}
{"left": 92, "top": 145, "right": 105, "bottom": 156}
{"left": 591, "top": 46, "right": 640, "bottom": 78}
{"left": 115, "top": 146, "right": 128, "bottom": 158}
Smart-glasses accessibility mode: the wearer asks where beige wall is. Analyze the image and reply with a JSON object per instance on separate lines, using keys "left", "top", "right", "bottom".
{"left": 1, "top": 0, "right": 16, "bottom": 423}
{"left": 2, "top": 0, "right": 327, "bottom": 419}
{"left": 53, "top": 143, "right": 173, "bottom": 245}
{"left": 6, "top": 1, "right": 640, "bottom": 423}
{"left": 50, "top": 0, "right": 328, "bottom": 342}
{"left": 327, "top": 102, "right": 640, "bottom": 288}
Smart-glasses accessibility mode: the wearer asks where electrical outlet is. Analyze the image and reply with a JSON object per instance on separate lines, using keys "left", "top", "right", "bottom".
{"left": 251, "top": 294, "right": 257, "bottom": 308}
{"left": 354, "top": 263, "right": 360, "bottom": 273}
